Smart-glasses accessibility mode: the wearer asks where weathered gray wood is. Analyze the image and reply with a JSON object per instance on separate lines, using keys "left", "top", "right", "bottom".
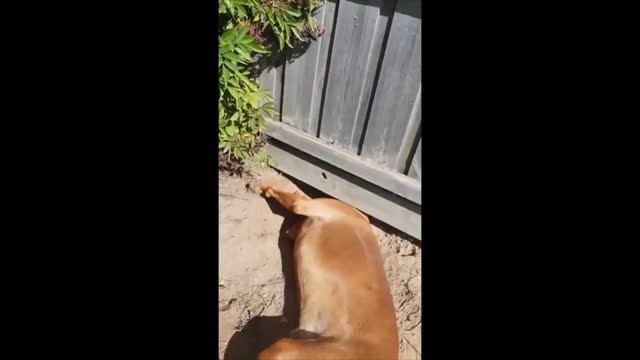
{"left": 281, "top": 2, "right": 337, "bottom": 133}
{"left": 360, "top": 0, "right": 421, "bottom": 168}
{"left": 319, "top": 0, "right": 394, "bottom": 153}
{"left": 307, "top": 1, "right": 338, "bottom": 135}
{"left": 393, "top": 85, "right": 421, "bottom": 173}
{"left": 265, "top": 119, "right": 421, "bottom": 205}
{"left": 258, "top": 62, "right": 282, "bottom": 120}
{"left": 407, "top": 138, "right": 421, "bottom": 180}
{"left": 267, "top": 141, "right": 421, "bottom": 240}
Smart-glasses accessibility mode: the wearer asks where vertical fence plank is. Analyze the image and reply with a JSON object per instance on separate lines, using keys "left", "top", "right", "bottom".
{"left": 280, "top": 1, "right": 337, "bottom": 133}
{"left": 318, "top": 0, "right": 394, "bottom": 154}
{"left": 407, "top": 138, "right": 422, "bottom": 180}
{"left": 393, "top": 85, "right": 421, "bottom": 173}
{"left": 360, "top": 0, "right": 421, "bottom": 168}
{"left": 258, "top": 64, "right": 282, "bottom": 121}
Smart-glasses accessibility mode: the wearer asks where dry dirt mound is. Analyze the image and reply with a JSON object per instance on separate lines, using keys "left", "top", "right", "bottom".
{"left": 218, "top": 169, "right": 421, "bottom": 359}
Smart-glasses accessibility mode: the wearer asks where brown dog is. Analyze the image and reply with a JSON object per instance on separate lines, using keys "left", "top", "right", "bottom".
{"left": 254, "top": 178, "right": 399, "bottom": 360}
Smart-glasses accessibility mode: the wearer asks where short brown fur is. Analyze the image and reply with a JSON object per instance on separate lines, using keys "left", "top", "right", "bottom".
{"left": 254, "top": 180, "right": 399, "bottom": 360}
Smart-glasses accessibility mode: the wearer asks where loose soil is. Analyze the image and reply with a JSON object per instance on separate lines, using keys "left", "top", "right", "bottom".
{"left": 219, "top": 168, "right": 422, "bottom": 360}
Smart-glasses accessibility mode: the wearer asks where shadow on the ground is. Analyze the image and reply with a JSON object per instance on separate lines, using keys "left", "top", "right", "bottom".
{"left": 223, "top": 197, "right": 302, "bottom": 360}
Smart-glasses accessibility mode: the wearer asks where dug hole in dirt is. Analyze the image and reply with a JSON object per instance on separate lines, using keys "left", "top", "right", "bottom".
{"left": 219, "top": 167, "right": 421, "bottom": 360}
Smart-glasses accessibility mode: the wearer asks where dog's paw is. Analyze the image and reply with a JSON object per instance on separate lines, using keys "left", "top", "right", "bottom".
{"left": 245, "top": 179, "right": 274, "bottom": 198}
{"left": 245, "top": 180, "right": 267, "bottom": 196}
{"left": 254, "top": 183, "right": 274, "bottom": 198}
{"left": 253, "top": 175, "right": 286, "bottom": 192}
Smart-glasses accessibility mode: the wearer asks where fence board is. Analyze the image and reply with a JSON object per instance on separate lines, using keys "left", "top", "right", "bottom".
{"left": 267, "top": 140, "right": 421, "bottom": 240}
{"left": 408, "top": 138, "right": 422, "bottom": 180}
{"left": 265, "top": 119, "right": 421, "bottom": 205}
{"left": 393, "top": 85, "right": 421, "bottom": 173}
{"left": 258, "top": 63, "right": 282, "bottom": 120}
{"left": 281, "top": 2, "right": 337, "bottom": 133}
{"left": 318, "top": 0, "right": 394, "bottom": 153}
{"left": 360, "top": 0, "right": 421, "bottom": 168}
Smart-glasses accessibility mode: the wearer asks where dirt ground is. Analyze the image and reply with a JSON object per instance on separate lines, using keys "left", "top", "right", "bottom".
{"left": 218, "top": 167, "right": 422, "bottom": 360}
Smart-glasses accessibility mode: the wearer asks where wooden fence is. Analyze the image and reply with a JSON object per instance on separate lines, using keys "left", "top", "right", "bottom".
{"left": 259, "top": 0, "right": 422, "bottom": 240}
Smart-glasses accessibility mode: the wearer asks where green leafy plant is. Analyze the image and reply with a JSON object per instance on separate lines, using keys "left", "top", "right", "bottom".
{"left": 218, "top": 26, "right": 275, "bottom": 163}
{"left": 218, "top": 0, "right": 325, "bottom": 170}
